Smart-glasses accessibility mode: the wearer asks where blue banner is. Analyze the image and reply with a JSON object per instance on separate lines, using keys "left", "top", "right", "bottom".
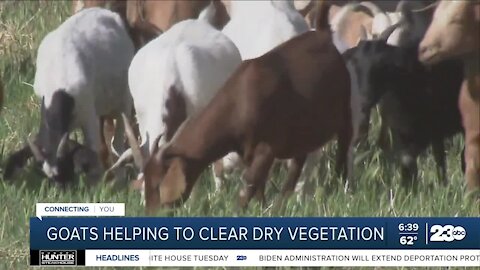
{"left": 30, "top": 217, "right": 480, "bottom": 250}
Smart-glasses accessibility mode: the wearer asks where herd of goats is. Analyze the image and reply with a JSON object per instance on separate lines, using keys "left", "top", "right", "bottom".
{"left": 0, "top": 0, "right": 478, "bottom": 213}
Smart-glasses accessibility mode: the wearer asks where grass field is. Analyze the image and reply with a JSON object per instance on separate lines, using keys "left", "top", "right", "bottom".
{"left": 0, "top": 1, "right": 478, "bottom": 269}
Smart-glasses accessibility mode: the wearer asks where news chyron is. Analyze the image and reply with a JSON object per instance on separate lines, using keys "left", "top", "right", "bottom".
{"left": 30, "top": 203, "right": 479, "bottom": 267}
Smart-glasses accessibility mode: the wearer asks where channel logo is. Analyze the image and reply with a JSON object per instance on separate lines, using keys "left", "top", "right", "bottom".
{"left": 40, "top": 250, "right": 77, "bottom": 266}
{"left": 237, "top": 255, "right": 247, "bottom": 261}
{"left": 429, "top": 225, "right": 466, "bottom": 242}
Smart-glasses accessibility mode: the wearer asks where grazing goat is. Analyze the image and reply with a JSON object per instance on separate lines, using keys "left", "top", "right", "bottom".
{"left": 4, "top": 8, "right": 134, "bottom": 185}
{"left": 419, "top": 0, "right": 480, "bottom": 192}
{"left": 109, "top": 18, "right": 241, "bottom": 195}
{"left": 71, "top": 0, "right": 160, "bottom": 51}
{"left": 215, "top": 0, "right": 310, "bottom": 192}
{"left": 344, "top": 23, "right": 464, "bottom": 188}
{"left": 347, "top": 1, "right": 437, "bottom": 147}
{"left": 140, "top": 1, "right": 353, "bottom": 212}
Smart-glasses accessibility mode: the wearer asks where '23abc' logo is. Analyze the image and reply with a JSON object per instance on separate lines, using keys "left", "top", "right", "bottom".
{"left": 430, "top": 225, "right": 466, "bottom": 242}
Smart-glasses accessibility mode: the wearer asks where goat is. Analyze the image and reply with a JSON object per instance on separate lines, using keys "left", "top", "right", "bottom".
{"left": 222, "top": 0, "right": 309, "bottom": 60}
{"left": 126, "top": 0, "right": 229, "bottom": 33}
{"left": 138, "top": 1, "right": 353, "bottom": 212}
{"left": 214, "top": 0, "right": 310, "bottom": 193}
{"left": 419, "top": 0, "right": 480, "bottom": 192}
{"left": 108, "top": 18, "right": 241, "bottom": 196}
{"left": 383, "top": 1, "right": 437, "bottom": 47}
{"left": 4, "top": 8, "right": 134, "bottom": 185}
{"left": 344, "top": 23, "right": 464, "bottom": 189}
{"left": 71, "top": 0, "right": 161, "bottom": 51}
{"left": 347, "top": 1, "right": 436, "bottom": 146}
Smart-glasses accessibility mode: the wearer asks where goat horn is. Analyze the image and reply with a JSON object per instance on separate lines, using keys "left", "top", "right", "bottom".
{"left": 395, "top": 0, "right": 406, "bottom": 12}
{"left": 56, "top": 133, "right": 69, "bottom": 158}
{"left": 151, "top": 133, "right": 164, "bottom": 156}
{"left": 412, "top": 2, "right": 439, "bottom": 13}
{"left": 359, "top": 25, "right": 368, "bottom": 41}
{"left": 27, "top": 136, "right": 44, "bottom": 162}
{"left": 106, "top": 148, "right": 133, "bottom": 173}
{"left": 378, "top": 22, "right": 399, "bottom": 42}
{"left": 121, "top": 113, "right": 144, "bottom": 169}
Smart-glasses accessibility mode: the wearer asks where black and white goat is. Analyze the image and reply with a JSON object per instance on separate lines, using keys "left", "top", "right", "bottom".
{"left": 4, "top": 8, "right": 134, "bottom": 185}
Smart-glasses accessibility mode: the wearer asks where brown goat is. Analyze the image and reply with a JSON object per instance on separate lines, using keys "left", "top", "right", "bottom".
{"left": 419, "top": 1, "right": 480, "bottom": 192}
{"left": 126, "top": 0, "right": 229, "bottom": 32}
{"left": 138, "top": 1, "right": 353, "bottom": 212}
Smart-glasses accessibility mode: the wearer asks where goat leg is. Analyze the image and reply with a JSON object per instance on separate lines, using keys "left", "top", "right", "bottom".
{"left": 399, "top": 146, "right": 420, "bottom": 192}
{"left": 432, "top": 138, "right": 447, "bottom": 186}
{"left": 99, "top": 117, "right": 111, "bottom": 169}
{"left": 282, "top": 155, "right": 307, "bottom": 197}
{"left": 377, "top": 120, "right": 391, "bottom": 152}
{"left": 464, "top": 138, "right": 480, "bottom": 192}
{"left": 239, "top": 144, "right": 274, "bottom": 208}
{"left": 336, "top": 115, "right": 355, "bottom": 191}
{"left": 459, "top": 80, "right": 480, "bottom": 192}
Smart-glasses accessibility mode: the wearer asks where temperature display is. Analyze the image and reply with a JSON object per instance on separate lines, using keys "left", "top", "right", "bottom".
{"left": 398, "top": 223, "right": 419, "bottom": 246}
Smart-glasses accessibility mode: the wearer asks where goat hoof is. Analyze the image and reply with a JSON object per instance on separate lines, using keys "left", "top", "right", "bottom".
{"left": 238, "top": 189, "right": 249, "bottom": 209}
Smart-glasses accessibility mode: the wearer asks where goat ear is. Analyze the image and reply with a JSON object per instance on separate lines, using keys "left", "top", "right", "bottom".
{"left": 159, "top": 157, "right": 187, "bottom": 205}
{"left": 355, "top": 25, "right": 368, "bottom": 46}
{"left": 212, "top": 0, "right": 230, "bottom": 30}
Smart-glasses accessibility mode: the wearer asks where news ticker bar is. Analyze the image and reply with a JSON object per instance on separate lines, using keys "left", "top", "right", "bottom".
{"left": 30, "top": 217, "right": 480, "bottom": 250}
{"left": 30, "top": 249, "right": 480, "bottom": 267}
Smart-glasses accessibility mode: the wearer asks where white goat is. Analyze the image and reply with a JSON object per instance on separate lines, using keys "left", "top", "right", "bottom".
{"left": 32, "top": 7, "right": 134, "bottom": 183}
{"left": 222, "top": 0, "right": 309, "bottom": 60}
{"left": 110, "top": 17, "right": 242, "bottom": 195}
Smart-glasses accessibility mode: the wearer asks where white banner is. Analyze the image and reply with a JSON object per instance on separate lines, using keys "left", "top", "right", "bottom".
{"left": 36, "top": 203, "right": 125, "bottom": 220}
{"left": 85, "top": 249, "right": 480, "bottom": 267}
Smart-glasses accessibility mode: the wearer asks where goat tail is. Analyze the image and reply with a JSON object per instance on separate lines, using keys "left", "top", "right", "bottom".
{"left": 314, "top": 0, "right": 331, "bottom": 31}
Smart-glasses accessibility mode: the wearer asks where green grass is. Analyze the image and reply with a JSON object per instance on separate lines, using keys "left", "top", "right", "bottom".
{"left": 0, "top": 1, "right": 478, "bottom": 270}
